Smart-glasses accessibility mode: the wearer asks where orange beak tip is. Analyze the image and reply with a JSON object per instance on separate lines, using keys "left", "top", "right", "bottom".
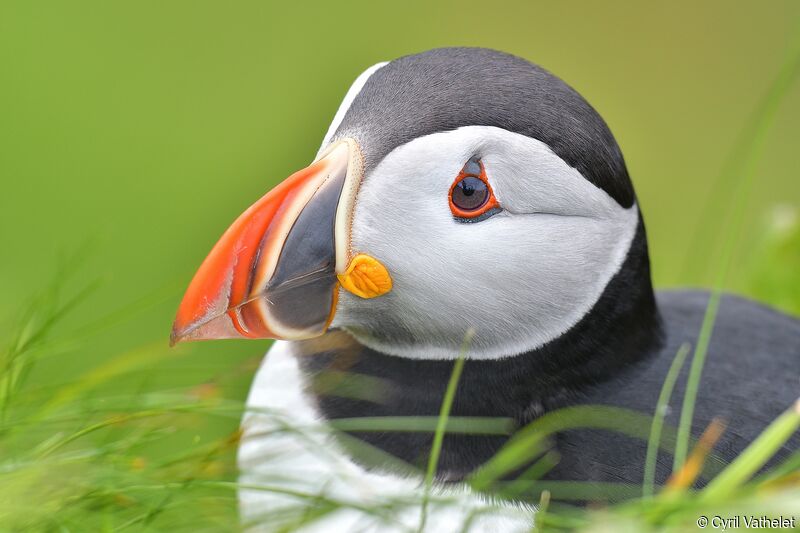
{"left": 169, "top": 323, "right": 190, "bottom": 347}
{"left": 169, "top": 328, "right": 181, "bottom": 347}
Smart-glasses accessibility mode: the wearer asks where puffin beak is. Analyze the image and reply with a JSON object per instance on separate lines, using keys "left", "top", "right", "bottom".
{"left": 171, "top": 139, "right": 389, "bottom": 344}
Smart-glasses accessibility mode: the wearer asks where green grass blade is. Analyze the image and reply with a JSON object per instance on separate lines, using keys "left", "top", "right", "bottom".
{"left": 329, "top": 416, "right": 514, "bottom": 435}
{"left": 672, "top": 296, "right": 721, "bottom": 473}
{"left": 417, "top": 329, "right": 472, "bottom": 532}
{"left": 531, "top": 490, "right": 550, "bottom": 533}
{"left": 754, "top": 449, "right": 800, "bottom": 484}
{"left": 495, "top": 451, "right": 559, "bottom": 501}
{"left": 495, "top": 480, "right": 643, "bottom": 502}
{"left": 700, "top": 399, "right": 800, "bottom": 502}
{"left": 469, "top": 405, "right": 720, "bottom": 493}
{"left": 643, "top": 342, "right": 691, "bottom": 497}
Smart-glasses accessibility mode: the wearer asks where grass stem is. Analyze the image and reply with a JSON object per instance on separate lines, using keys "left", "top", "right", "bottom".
{"left": 644, "top": 342, "right": 690, "bottom": 496}
{"left": 417, "top": 328, "right": 472, "bottom": 532}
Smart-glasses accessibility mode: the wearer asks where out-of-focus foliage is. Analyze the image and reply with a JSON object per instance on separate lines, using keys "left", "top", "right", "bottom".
{"left": 745, "top": 205, "right": 800, "bottom": 315}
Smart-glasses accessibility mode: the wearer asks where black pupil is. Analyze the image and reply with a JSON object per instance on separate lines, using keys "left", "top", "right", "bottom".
{"left": 452, "top": 176, "right": 488, "bottom": 211}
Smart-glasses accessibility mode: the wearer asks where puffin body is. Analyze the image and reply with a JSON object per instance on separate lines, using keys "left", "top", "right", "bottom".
{"left": 171, "top": 48, "right": 800, "bottom": 531}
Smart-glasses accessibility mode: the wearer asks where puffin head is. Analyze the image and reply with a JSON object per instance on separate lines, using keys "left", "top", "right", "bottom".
{"left": 172, "top": 48, "right": 652, "bottom": 361}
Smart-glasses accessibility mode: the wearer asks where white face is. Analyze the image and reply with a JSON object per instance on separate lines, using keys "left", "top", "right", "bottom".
{"left": 329, "top": 125, "right": 639, "bottom": 360}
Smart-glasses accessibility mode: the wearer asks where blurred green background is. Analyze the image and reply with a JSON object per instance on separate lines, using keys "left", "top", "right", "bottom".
{"left": 0, "top": 1, "right": 798, "bottom": 528}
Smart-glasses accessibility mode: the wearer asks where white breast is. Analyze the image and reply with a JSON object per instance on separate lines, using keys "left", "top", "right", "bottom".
{"left": 237, "top": 341, "right": 534, "bottom": 532}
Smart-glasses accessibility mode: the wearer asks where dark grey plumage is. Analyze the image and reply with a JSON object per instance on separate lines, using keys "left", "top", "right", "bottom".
{"left": 331, "top": 47, "right": 634, "bottom": 207}
{"left": 549, "top": 291, "right": 800, "bottom": 487}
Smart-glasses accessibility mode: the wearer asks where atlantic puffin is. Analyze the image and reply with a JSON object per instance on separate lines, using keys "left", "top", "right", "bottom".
{"left": 171, "top": 48, "right": 800, "bottom": 531}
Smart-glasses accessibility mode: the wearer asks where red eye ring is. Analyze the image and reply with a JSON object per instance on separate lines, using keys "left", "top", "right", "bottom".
{"left": 448, "top": 158, "right": 500, "bottom": 219}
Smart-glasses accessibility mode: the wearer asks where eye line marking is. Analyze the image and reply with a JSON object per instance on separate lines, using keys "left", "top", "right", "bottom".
{"left": 452, "top": 206, "right": 503, "bottom": 224}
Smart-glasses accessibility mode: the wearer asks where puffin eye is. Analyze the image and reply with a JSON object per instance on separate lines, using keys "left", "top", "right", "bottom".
{"left": 448, "top": 157, "right": 500, "bottom": 221}
{"left": 452, "top": 176, "right": 489, "bottom": 210}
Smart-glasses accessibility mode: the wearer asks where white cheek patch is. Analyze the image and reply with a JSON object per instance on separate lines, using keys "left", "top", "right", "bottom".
{"left": 332, "top": 126, "right": 639, "bottom": 360}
